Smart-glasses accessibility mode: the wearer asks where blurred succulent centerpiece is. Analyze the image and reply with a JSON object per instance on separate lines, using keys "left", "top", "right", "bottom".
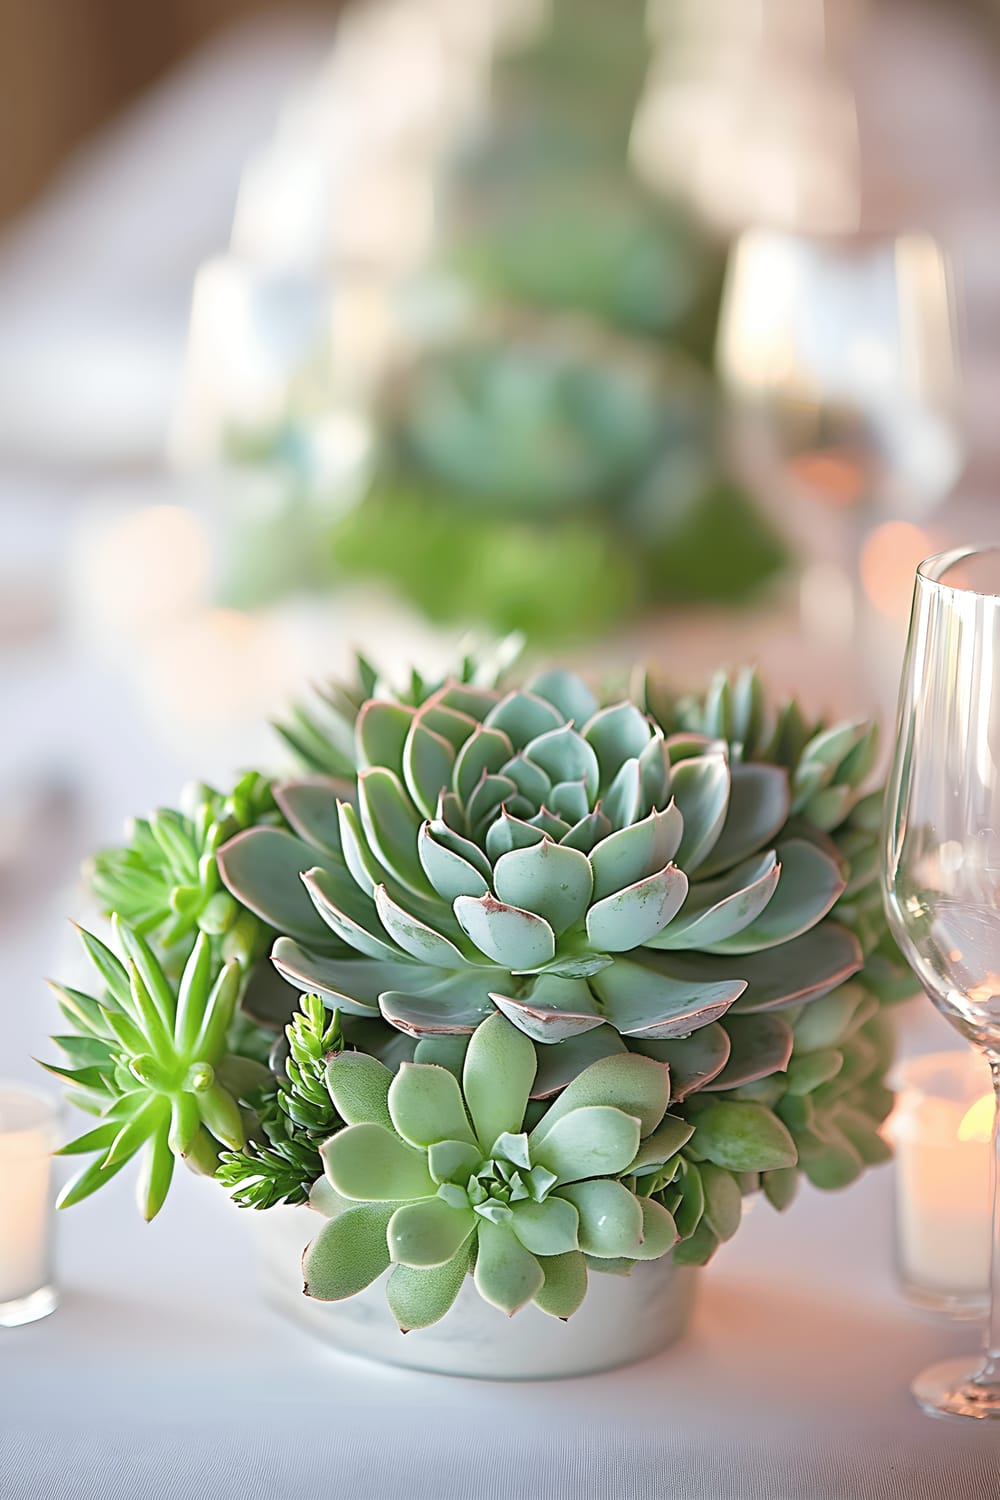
{"left": 45, "top": 648, "right": 908, "bottom": 1375}
{"left": 174, "top": 0, "right": 787, "bottom": 647}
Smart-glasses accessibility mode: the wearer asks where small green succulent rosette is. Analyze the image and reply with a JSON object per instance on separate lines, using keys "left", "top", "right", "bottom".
{"left": 303, "top": 1014, "right": 685, "bottom": 1326}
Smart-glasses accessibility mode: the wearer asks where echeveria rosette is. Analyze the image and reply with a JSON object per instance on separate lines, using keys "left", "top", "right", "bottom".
{"left": 303, "top": 1014, "right": 686, "bottom": 1327}
{"left": 44, "top": 919, "right": 270, "bottom": 1219}
{"left": 219, "top": 669, "right": 859, "bottom": 1057}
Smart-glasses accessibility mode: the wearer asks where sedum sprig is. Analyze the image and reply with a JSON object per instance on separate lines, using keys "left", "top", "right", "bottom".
{"left": 217, "top": 995, "right": 344, "bottom": 1209}
{"left": 44, "top": 918, "right": 268, "bottom": 1220}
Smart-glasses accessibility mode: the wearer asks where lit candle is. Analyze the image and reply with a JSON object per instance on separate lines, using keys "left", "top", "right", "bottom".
{"left": 888, "top": 1051, "right": 993, "bottom": 1317}
{"left": 0, "top": 1084, "right": 59, "bottom": 1327}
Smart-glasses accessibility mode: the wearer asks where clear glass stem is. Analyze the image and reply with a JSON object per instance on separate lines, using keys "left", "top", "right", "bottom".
{"left": 973, "top": 1057, "right": 1000, "bottom": 1387}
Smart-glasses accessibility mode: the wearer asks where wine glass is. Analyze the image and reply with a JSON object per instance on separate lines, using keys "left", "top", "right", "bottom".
{"left": 883, "top": 544, "right": 1000, "bottom": 1420}
{"left": 717, "top": 230, "right": 963, "bottom": 685}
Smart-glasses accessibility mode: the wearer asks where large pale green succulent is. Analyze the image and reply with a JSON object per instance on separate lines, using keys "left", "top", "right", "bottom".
{"left": 219, "top": 668, "right": 858, "bottom": 1056}
{"left": 304, "top": 1013, "right": 685, "bottom": 1326}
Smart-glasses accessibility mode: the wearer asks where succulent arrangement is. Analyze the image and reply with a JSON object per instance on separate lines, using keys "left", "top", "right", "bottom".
{"left": 330, "top": 320, "right": 785, "bottom": 641}
{"left": 45, "top": 654, "right": 907, "bottom": 1327}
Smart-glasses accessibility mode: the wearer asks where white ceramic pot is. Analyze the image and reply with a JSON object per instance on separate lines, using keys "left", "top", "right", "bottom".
{"left": 250, "top": 1206, "right": 697, "bottom": 1380}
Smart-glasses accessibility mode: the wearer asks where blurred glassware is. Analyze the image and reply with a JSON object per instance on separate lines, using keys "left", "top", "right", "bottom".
{"left": 716, "top": 228, "right": 963, "bottom": 690}
{"left": 232, "top": 145, "right": 437, "bottom": 282}
{"left": 883, "top": 545, "right": 1000, "bottom": 1420}
{"left": 0, "top": 1084, "right": 60, "bottom": 1328}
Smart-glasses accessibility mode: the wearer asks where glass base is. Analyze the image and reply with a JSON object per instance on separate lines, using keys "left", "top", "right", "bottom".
{"left": 0, "top": 1285, "right": 58, "bottom": 1328}
{"left": 913, "top": 1356, "right": 1000, "bottom": 1421}
{"left": 900, "top": 1278, "right": 988, "bottom": 1321}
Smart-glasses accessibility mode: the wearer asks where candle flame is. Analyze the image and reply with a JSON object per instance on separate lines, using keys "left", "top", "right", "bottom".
{"left": 958, "top": 1094, "right": 996, "bottom": 1144}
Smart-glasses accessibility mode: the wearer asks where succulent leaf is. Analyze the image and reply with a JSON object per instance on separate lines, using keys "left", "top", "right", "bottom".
{"left": 273, "top": 779, "right": 348, "bottom": 857}
{"left": 588, "top": 804, "right": 683, "bottom": 901}
{"left": 379, "top": 971, "right": 500, "bottom": 1035}
{"left": 322, "top": 1122, "right": 436, "bottom": 1201}
{"left": 691, "top": 1100, "right": 797, "bottom": 1172}
{"left": 474, "top": 1219, "right": 545, "bottom": 1315}
{"left": 647, "top": 850, "right": 780, "bottom": 950}
{"left": 386, "top": 1243, "right": 471, "bottom": 1330}
{"left": 388, "top": 1197, "right": 476, "bottom": 1268}
{"left": 509, "top": 1195, "right": 580, "bottom": 1256}
{"left": 532, "top": 1052, "right": 669, "bottom": 1139}
{"left": 531, "top": 1105, "right": 641, "bottom": 1184}
{"left": 702, "top": 839, "right": 845, "bottom": 954}
{"left": 555, "top": 1179, "right": 643, "bottom": 1257}
{"left": 695, "top": 763, "right": 789, "bottom": 876}
{"left": 302, "top": 1204, "right": 397, "bottom": 1299}
{"left": 632, "top": 1197, "right": 679, "bottom": 1258}
{"left": 387, "top": 1063, "right": 476, "bottom": 1149}
{"left": 533, "top": 1250, "right": 589, "bottom": 1319}
{"left": 669, "top": 751, "right": 730, "bottom": 868}
{"left": 325, "top": 1051, "right": 394, "bottom": 1128}
{"left": 454, "top": 895, "right": 557, "bottom": 970}
{"left": 589, "top": 957, "right": 745, "bottom": 1039}
{"left": 703, "top": 1014, "right": 794, "bottom": 1093}
{"left": 463, "top": 1012, "right": 537, "bottom": 1151}
{"left": 493, "top": 840, "right": 594, "bottom": 935}
{"left": 218, "top": 829, "right": 340, "bottom": 946}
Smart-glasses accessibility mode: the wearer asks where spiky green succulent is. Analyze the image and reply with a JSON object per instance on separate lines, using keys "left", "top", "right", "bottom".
{"left": 304, "top": 1013, "right": 685, "bottom": 1326}
{"left": 220, "top": 668, "right": 859, "bottom": 1054}
{"left": 88, "top": 772, "right": 281, "bottom": 970}
{"left": 44, "top": 919, "right": 270, "bottom": 1219}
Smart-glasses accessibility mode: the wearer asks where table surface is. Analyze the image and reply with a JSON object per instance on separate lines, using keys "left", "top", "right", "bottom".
{"left": 2, "top": 9, "right": 1000, "bottom": 1499}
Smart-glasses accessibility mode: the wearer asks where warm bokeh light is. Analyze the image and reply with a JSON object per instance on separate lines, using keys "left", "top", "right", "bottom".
{"left": 958, "top": 1094, "right": 996, "bottom": 1145}
{"left": 71, "top": 502, "right": 212, "bottom": 648}
{"left": 859, "top": 521, "right": 934, "bottom": 621}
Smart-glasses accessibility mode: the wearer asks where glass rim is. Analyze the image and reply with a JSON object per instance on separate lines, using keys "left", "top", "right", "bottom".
{"left": 917, "top": 544, "right": 1000, "bottom": 597}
